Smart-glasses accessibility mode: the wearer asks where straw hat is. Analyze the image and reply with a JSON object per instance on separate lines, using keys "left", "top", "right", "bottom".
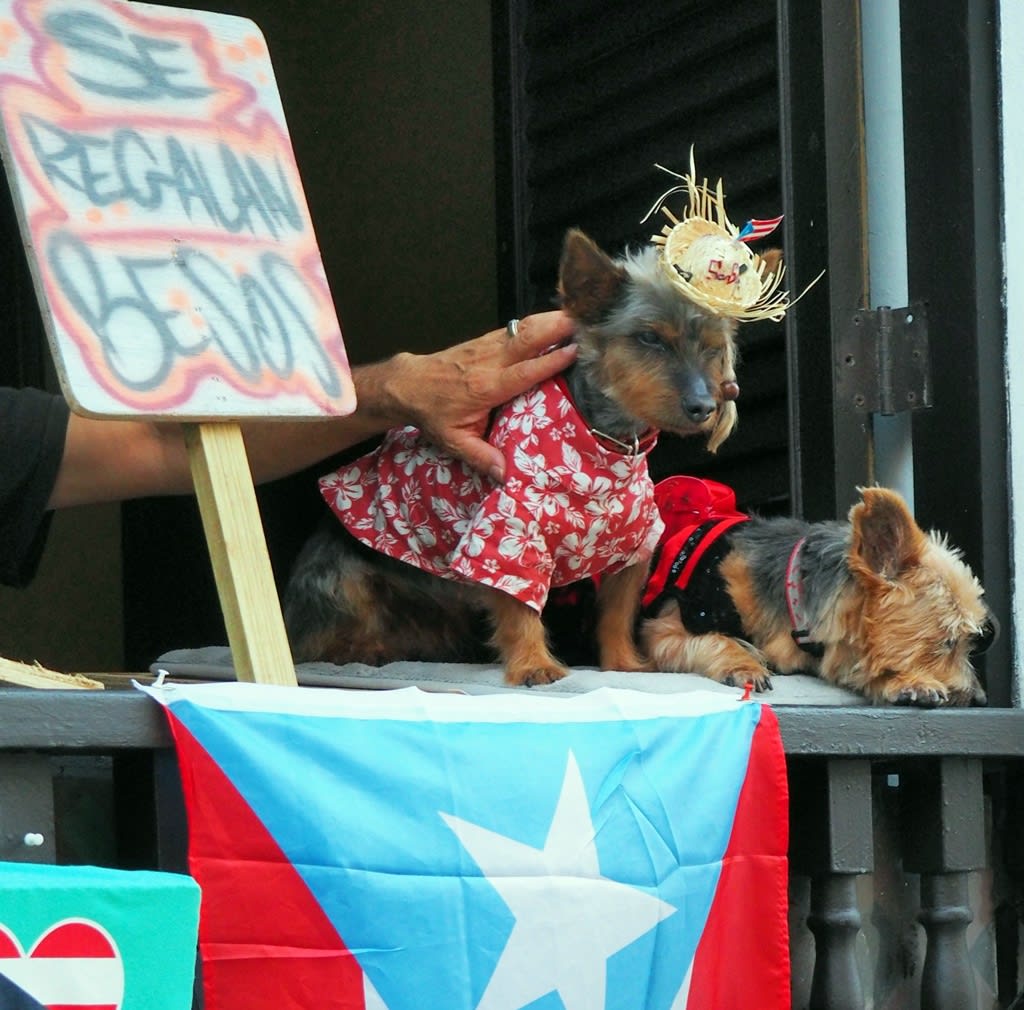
{"left": 645, "top": 149, "right": 820, "bottom": 323}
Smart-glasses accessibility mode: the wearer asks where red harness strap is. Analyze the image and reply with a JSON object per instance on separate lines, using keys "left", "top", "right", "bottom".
{"left": 642, "top": 476, "right": 749, "bottom": 611}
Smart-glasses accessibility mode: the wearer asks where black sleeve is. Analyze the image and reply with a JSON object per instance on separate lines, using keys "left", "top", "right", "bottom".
{"left": 0, "top": 387, "right": 71, "bottom": 587}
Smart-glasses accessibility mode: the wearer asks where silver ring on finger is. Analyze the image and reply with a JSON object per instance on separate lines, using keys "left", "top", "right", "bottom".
{"left": 506, "top": 318, "right": 520, "bottom": 339}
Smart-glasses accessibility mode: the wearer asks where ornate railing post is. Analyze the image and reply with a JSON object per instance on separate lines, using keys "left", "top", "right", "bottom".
{"left": 790, "top": 758, "right": 874, "bottom": 1010}
{"left": 901, "top": 757, "right": 986, "bottom": 1010}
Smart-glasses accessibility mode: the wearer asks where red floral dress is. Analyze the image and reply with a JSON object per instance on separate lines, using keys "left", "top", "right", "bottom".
{"left": 319, "top": 376, "right": 664, "bottom": 612}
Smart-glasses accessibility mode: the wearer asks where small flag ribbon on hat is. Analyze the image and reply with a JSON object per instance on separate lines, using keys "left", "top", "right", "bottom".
{"left": 738, "top": 216, "right": 784, "bottom": 243}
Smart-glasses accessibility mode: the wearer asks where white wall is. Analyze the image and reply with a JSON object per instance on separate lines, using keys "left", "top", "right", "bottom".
{"left": 1000, "top": 1, "right": 1024, "bottom": 703}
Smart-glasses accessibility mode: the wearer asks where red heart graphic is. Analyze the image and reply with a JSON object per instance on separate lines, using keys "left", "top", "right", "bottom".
{"left": 0, "top": 920, "right": 124, "bottom": 1010}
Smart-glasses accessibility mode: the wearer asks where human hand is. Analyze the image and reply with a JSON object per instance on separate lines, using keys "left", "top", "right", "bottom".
{"left": 387, "top": 311, "right": 577, "bottom": 482}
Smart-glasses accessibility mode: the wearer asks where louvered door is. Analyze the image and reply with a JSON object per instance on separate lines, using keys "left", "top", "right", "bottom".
{"left": 493, "top": 0, "right": 790, "bottom": 513}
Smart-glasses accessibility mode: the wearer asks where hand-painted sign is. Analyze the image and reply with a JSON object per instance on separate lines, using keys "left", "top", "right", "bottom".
{"left": 0, "top": 860, "right": 200, "bottom": 1010}
{"left": 0, "top": 0, "right": 354, "bottom": 419}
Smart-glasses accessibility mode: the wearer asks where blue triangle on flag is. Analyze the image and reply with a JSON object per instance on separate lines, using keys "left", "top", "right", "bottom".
{"left": 0, "top": 972, "right": 47, "bottom": 1010}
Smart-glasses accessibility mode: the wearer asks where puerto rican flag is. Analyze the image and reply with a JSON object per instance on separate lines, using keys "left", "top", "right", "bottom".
{"left": 143, "top": 682, "right": 789, "bottom": 1010}
{"left": 738, "top": 216, "right": 784, "bottom": 242}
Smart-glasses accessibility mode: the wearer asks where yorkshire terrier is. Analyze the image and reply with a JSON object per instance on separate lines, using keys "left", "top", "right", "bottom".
{"left": 639, "top": 476, "right": 994, "bottom": 706}
{"left": 282, "top": 229, "right": 746, "bottom": 686}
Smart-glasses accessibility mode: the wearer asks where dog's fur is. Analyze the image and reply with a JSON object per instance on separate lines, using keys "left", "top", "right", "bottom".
{"left": 640, "top": 486, "right": 993, "bottom": 706}
{"left": 283, "top": 229, "right": 742, "bottom": 685}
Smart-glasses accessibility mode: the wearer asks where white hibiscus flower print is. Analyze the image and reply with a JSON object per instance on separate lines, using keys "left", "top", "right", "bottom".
{"left": 458, "top": 514, "right": 496, "bottom": 559}
{"left": 559, "top": 440, "right": 583, "bottom": 474}
{"left": 457, "top": 471, "right": 484, "bottom": 497}
{"left": 586, "top": 493, "right": 625, "bottom": 521}
{"left": 370, "top": 528, "right": 400, "bottom": 554}
{"left": 497, "top": 515, "right": 546, "bottom": 562}
{"left": 554, "top": 519, "right": 605, "bottom": 572}
{"left": 506, "top": 388, "right": 552, "bottom": 437}
{"left": 394, "top": 441, "right": 452, "bottom": 482}
{"left": 523, "top": 459, "right": 571, "bottom": 516}
{"left": 491, "top": 573, "right": 537, "bottom": 601}
{"left": 320, "top": 465, "right": 365, "bottom": 511}
{"left": 569, "top": 470, "right": 613, "bottom": 499}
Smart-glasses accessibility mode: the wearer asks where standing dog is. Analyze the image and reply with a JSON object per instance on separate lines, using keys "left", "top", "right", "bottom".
{"left": 639, "top": 476, "right": 994, "bottom": 706}
{"left": 283, "top": 229, "right": 746, "bottom": 686}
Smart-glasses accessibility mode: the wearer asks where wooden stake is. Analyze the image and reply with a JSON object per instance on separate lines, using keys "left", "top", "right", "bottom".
{"left": 185, "top": 422, "right": 297, "bottom": 686}
{"left": 0, "top": 655, "right": 103, "bottom": 690}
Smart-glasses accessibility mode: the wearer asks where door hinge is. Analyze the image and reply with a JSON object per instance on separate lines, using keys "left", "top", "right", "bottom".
{"left": 836, "top": 302, "right": 931, "bottom": 415}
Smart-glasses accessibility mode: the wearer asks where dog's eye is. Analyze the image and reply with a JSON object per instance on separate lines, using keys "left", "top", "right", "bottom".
{"left": 635, "top": 330, "right": 664, "bottom": 350}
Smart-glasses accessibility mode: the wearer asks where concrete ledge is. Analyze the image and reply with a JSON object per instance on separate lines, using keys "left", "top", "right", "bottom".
{"left": 0, "top": 653, "right": 1022, "bottom": 757}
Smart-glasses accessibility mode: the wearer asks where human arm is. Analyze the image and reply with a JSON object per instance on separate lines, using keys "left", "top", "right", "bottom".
{"left": 47, "top": 310, "right": 577, "bottom": 508}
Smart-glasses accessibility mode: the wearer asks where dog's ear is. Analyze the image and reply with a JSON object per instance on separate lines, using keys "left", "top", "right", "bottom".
{"left": 848, "top": 486, "right": 927, "bottom": 579}
{"left": 558, "top": 229, "right": 627, "bottom": 324}
{"left": 759, "top": 248, "right": 783, "bottom": 279}
{"left": 705, "top": 400, "right": 737, "bottom": 453}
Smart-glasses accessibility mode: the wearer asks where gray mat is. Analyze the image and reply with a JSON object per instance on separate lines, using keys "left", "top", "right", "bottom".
{"left": 152, "top": 646, "right": 868, "bottom": 706}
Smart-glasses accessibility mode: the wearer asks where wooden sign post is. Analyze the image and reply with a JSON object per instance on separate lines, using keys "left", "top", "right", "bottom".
{"left": 185, "top": 423, "right": 296, "bottom": 683}
{"left": 0, "top": 0, "right": 355, "bottom": 685}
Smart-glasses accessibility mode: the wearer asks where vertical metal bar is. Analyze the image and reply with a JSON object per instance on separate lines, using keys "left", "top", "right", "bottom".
{"left": 899, "top": 0, "right": 1010, "bottom": 706}
{"left": 1003, "top": 3, "right": 1024, "bottom": 709}
{"left": 778, "top": 0, "right": 871, "bottom": 521}
{"left": 862, "top": 0, "right": 915, "bottom": 502}
{"left": 491, "top": 0, "right": 530, "bottom": 320}
{"left": 877, "top": 306, "right": 894, "bottom": 416}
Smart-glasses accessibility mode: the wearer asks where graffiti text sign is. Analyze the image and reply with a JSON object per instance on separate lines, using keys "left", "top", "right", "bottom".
{"left": 0, "top": 0, "right": 353, "bottom": 418}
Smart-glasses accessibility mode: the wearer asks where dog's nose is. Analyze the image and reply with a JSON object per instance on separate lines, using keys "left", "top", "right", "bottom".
{"left": 682, "top": 395, "right": 716, "bottom": 424}
{"left": 972, "top": 612, "right": 1000, "bottom": 654}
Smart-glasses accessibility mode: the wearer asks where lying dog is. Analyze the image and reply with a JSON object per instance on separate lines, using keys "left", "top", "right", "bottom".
{"left": 283, "top": 228, "right": 747, "bottom": 686}
{"left": 639, "top": 476, "right": 994, "bottom": 706}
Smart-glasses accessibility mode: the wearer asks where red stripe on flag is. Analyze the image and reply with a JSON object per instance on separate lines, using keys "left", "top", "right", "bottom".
{"left": 166, "top": 713, "right": 367, "bottom": 1010}
{"left": 686, "top": 705, "right": 791, "bottom": 1009}
{"left": 32, "top": 923, "right": 116, "bottom": 959}
{"left": 49, "top": 1005, "right": 116, "bottom": 1010}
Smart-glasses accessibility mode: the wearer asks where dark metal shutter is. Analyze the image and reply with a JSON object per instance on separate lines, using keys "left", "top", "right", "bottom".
{"left": 493, "top": 0, "right": 789, "bottom": 514}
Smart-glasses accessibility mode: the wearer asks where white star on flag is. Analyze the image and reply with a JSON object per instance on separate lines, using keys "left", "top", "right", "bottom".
{"left": 441, "top": 750, "right": 677, "bottom": 1010}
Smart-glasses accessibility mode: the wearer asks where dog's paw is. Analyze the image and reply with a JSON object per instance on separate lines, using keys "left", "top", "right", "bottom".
{"left": 722, "top": 669, "right": 773, "bottom": 693}
{"left": 884, "top": 682, "right": 949, "bottom": 708}
{"left": 888, "top": 680, "right": 942, "bottom": 704}
{"left": 506, "top": 662, "right": 570, "bottom": 688}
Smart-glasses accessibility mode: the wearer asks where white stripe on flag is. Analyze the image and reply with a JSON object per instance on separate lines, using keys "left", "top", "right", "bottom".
{"left": 0, "top": 957, "right": 124, "bottom": 1005}
{"left": 140, "top": 682, "right": 749, "bottom": 724}
{"left": 364, "top": 973, "right": 390, "bottom": 1010}
{"left": 670, "top": 958, "right": 695, "bottom": 1009}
